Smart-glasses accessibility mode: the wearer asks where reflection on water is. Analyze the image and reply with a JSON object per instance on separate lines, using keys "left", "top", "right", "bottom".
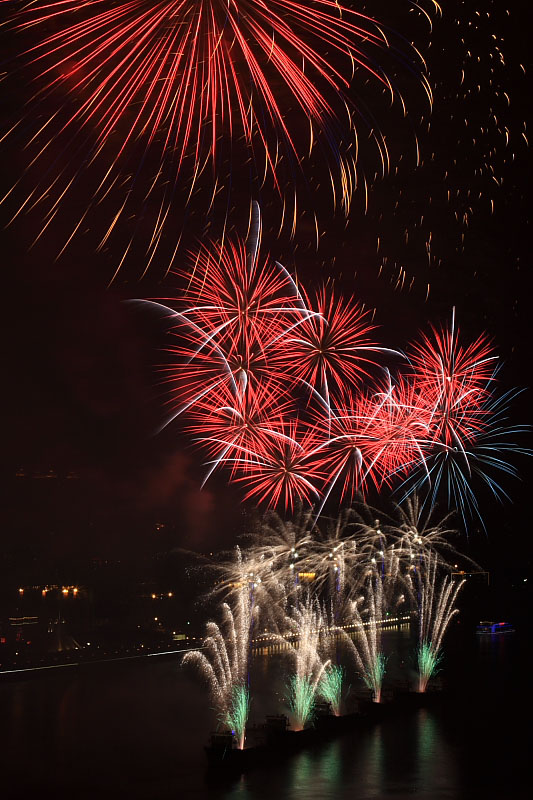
{"left": 223, "top": 709, "right": 460, "bottom": 800}
{"left": 1, "top": 628, "right": 525, "bottom": 799}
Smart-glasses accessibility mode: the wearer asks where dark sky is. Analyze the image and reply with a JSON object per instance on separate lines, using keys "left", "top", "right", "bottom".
{"left": 0, "top": 1, "right": 531, "bottom": 580}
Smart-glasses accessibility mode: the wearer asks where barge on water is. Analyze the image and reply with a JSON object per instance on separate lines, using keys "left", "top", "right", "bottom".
{"left": 205, "top": 710, "right": 352, "bottom": 770}
{"left": 476, "top": 621, "right": 515, "bottom": 635}
{"left": 205, "top": 692, "right": 444, "bottom": 771}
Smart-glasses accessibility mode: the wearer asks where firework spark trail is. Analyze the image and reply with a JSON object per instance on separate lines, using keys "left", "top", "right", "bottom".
{"left": 182, "top": 583, "right": 257, "bottom": 747}
{"left": 373, "top": 2, "right": 528, "bottom": 300}
{"left": 317, "top": 663, "right": 345, "bottom": 716}
{"left": 388, "top": 495, "right": 479, "bottom": 571}
{"left": 207, "top": 545, "right": 270, "bottom": 603}
{"left": 268, "top": 285, "right": 392, "bottom": 404}
{"left": 391, "top": 495, "right": 458, "bottom": 560}
{"left": 352, "top": 498, "right": 431, "bottom": 582}
{"left": 295, "top": 507, "right": 360, "bottom": 610}
{"left": 409, "top": 552, "right": 465, "bottom": 692}
{"left": 206, "top": 544, "right": 291, "bottom": 639}
{"left": 3, "top": 1, "right": 433, "bottom": 274}
{"left": 397, "top": 310, "right": 530, "bottom": 524}
{"left": 226, "top": 685, "right": 250, "bottom": 747}
{"left": 314, "top": 601, "right": 366, "bottom": 715}
{"left": 230, "top": 420, "right": 326, "bottom": 510}
{"left": 343, "top": 567, "right": 391, "bottom": 702}
{"left": 247, "top": 503, "right": 315, "bottom": 592}
{"left": 138, "top": 209, "right": 527, "bottom": 516}
{"left": 281, "top": 597, "right": 331, "bottom": 730}
{"left": 303, "top": 375, "right": 430, "bottom": 516}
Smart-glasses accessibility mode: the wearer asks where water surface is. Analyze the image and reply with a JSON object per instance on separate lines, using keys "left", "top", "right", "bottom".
{"left": 1, "top": 628, "right": 526, "bottom": 799}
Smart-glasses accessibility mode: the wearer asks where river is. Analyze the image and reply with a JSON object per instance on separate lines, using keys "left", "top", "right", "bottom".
{"left": 1, "top": 626, "right": 526, "bottom": 799}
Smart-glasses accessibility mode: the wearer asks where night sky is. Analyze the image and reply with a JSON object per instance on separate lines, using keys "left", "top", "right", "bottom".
{"left": 1, "top": 0, "right": 531, "bottom": 585}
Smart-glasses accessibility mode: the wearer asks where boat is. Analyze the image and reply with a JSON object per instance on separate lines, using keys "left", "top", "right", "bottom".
{"left": 205, "top": 701, "right": 400, "bottom": 771}
{"left": 476, "top": 621, "right": 515, "bottom": 634}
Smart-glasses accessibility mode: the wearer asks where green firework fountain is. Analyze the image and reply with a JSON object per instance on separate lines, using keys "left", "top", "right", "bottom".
{"left": 344, "top": 568, "right": 389, "bottom": 703}
{"left": 225, "top": 685, "right": 250, "bottom": 750}
{"left": 414, "top": 553, "right": 465, "bottom": 693}
{"left": 318, "top": 664, "right": 345, "bottom": 716}
{"left": 287, "top": 675, "right": 317, "bottom": 730}
{"left": 417, "top": 641, "right": 443, "bottom": 693}
{"left": 282, "top": 598, "right": 330, "bottom": 730}
{"left": 362, "top": 652, "right": 387, "bottom": 703}
{"left": 183, "top": 579, "right": 256, "bottom": 749}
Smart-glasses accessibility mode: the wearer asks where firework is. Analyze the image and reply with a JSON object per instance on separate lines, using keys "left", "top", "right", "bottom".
{"left": 297, "top": 507, "right": 359, "bottom": 609}
{"left": 318, "top": 664, "right": 345, "bottom": 717}
{"left": 183, "top": 590, "right": 256, "bottom": 747}
{"left": 282, "top": 598, "right": 330, "bottom": 730}
{"left": 188, "top": 499, "right": 479, "bottom": 735}
{"left": 147, "top": 206, "right": 333, "bottom": 509}
{"left": 416, "top": 642, "right": 442, "bottom": 693}
{"left": 392, "top": 496, "right": 457, "bottom": 559}
{"left": 226, "top": 685, "right": 251, "bottom": 748}
{"left": 206, "top": 544, "right": 294, "bottom": 644}
{"left": 389, "top": 495, "right": 480, "bottom": 572}
{"left": 287, "top": 675, "right": 318, "bottom": 731}
{"left": 178, "top": 207, "right": 313, "bottom": 387}
{"left": 345, "top": 570, "right": 387, "bottom": 702}
{"left": 208, "top": 545, "right": 269, "bottom": 604}
{"left": 269, "top": 285, "right": 387, "bottom": 404}
{"left": 4, "top": 1, "right": 431, "bottom": 274}
{"left": 408, "top": 309, "right": 496, "bottom": 429}
{"left": 399, "top": 310, "right": 530, "bottom": 525}
{"left": 155, "top": 204, "right": 313, "bottom": 414}
{"left": 138, "top": 211, "right": 527, "bottom": 515}
{"left": 248, "top": 503, "right": 315, "bottom": 592}
{"left": 411, "top": 553, "right": 465, "bottom": 693}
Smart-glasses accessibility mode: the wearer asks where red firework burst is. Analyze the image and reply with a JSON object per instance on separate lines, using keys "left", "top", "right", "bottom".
{"left": 137, "top": 210, "right": 526, "bottom": 518}
{"left": 158, "top": 211, "right": 313, "bottom": 410}
{"left": 4, "top": 1, "right": 430, "bottom": 274}
{"left": 231, "top": 420, "right": 325, "bottom": 510}
{"left": 184, "top": 379, "right": 294, "bottom": 481}
{"left": 303, "top": 378, "right": 425, "bottom": 511}
{"left": 395, "top": 311, "right": 529, "bottom": 524}
{"left": 270, "top": 284, "right": 390, "bottom": 401}
{"left": 407, "top": 310, "right": 497, "bottom": 455}
{"left": 353, "top": 377, "right": 431, "bottom": 487}
{"left": 16, "top": 0, "right": 388, "bottom": 161}
{"left": 180, "top": 218, "right": 309, "bottom": 358}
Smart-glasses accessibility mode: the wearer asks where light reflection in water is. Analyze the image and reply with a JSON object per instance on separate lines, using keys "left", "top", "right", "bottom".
{"left": 415, "top": 709, "right": 457, "bottom": 793}
{"left": 0, "top": 628, "right": 518, "bottom": 799}
{"left": 226, "top": 710, "right": 458, "bottom": 800}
